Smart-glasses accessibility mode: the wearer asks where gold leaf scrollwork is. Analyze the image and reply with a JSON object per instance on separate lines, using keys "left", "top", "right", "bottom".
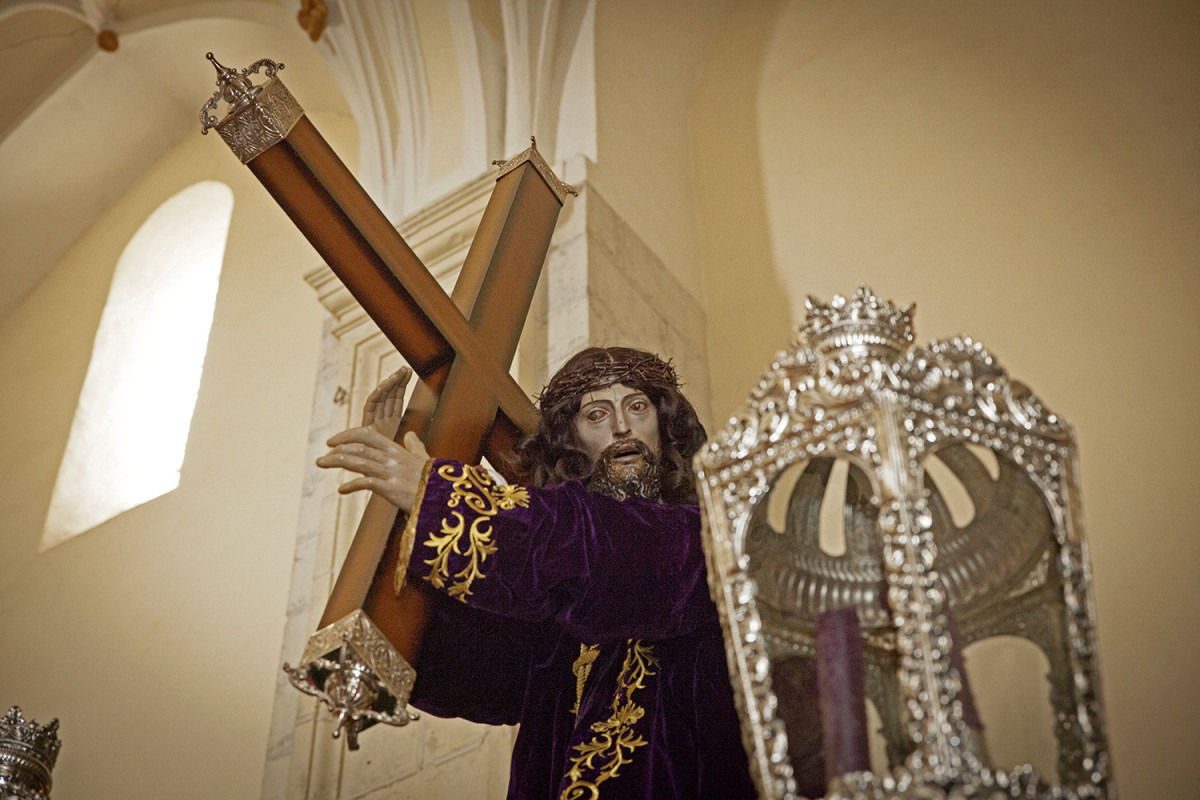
{"left": 560, "top": 640, "right": 658, "bottom": 800}
{"left": 423, "top": 463, "right": 529, "bottom": 601}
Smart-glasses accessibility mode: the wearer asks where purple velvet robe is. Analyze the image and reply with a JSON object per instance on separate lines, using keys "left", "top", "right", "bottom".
{"left": 404, "top": 460, "right": 756, "bottom": 800}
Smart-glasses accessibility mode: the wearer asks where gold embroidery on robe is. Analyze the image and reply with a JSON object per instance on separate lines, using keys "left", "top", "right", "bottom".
{"left": 570, "top": 643, "right": 601, "bottom": 716}
{"left": 560, "top": 640, "right": 658, "bottom": 800}
{"left": 423, "top": 463, "right": 529, "bottom": 601}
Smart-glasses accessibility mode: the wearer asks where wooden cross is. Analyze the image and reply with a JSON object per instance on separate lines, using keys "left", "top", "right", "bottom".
{"left": 200, "top": 55, "right": 571, "bottom": 730}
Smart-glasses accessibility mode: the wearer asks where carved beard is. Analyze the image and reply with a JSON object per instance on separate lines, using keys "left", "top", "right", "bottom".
{"left": 586, "top": 439, "right": 663, "bottom": 501}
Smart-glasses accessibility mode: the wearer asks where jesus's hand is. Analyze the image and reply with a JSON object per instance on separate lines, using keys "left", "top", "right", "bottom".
{"left": 316, "top": 367, "right": 430, "bottom": 511}
{"left": 361, "top": 366, "right": 411, "bottom": 440}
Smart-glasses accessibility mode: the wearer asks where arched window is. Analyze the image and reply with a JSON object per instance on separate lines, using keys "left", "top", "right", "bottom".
{"left": 41, "top": 181, "right": 234, "bottom": 548}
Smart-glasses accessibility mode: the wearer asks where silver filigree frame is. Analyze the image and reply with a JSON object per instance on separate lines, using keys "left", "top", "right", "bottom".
{"left": 695, "top": 288, "right": 1113, "bottom": 800}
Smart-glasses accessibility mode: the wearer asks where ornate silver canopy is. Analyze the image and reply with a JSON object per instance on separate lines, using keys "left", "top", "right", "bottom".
{"left": 695, "top": 287, "right": 1112, "bottom": 799}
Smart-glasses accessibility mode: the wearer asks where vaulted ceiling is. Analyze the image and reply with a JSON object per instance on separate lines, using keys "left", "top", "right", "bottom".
{"left": 0, "top": 0, "right": 601, "bottom": 325}
{"left": 0, "top": 0, "right": 356, "bottom": 322}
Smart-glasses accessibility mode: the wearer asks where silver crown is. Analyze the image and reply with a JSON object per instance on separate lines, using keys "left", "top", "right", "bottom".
{"left": 800, "top": 285, "right": 915, "bottom": 358}
{"left": 0, "top": 706, "right": 61, "bottom": 797}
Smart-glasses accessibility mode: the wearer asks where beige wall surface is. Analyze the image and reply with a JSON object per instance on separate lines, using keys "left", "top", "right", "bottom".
{"left": 694, "top": 2, "right": 1198, "bottom": 796}
{"left": 591, "top": 0, "right": 732, "bottom": 299}
{"left": 0, "top": 112, "right": 357, "bottom": 799}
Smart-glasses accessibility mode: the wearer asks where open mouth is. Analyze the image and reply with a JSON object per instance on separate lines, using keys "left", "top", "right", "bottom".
{"left": 609, "top": 441, "right": 644, "bottom": 462}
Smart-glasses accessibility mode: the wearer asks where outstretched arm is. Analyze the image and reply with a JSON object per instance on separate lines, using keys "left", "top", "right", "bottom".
{"left": 316, "top": 367, "right": 430, "bottom": 511}
{"left": 405, "top": 461, "right": 718, "bottom": 642}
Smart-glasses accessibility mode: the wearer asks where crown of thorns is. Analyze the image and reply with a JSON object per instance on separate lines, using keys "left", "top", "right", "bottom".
{"left": 537, "top": 353, "right": 681, "bottom": 410}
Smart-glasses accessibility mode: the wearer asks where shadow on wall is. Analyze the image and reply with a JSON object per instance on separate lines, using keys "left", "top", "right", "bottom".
{"left": 692, "top": 0, "right": 795, "bottom": 422}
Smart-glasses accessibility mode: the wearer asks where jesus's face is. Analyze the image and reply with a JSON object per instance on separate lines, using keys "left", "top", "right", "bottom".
{"left": 574, "top": 383, "right": 662, "bottom": 499}
{"left": 574, "top": 383, "right": 661, "bottom": 464}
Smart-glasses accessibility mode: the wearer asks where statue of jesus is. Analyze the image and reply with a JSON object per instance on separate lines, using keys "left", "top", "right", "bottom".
{"left": 317, "top": 346, "right": 758, "bottom": 800}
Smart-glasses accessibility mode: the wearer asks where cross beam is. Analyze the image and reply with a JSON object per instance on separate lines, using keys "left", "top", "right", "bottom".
{"left": 200, "top": 55, "right": 571, "bottom": 738}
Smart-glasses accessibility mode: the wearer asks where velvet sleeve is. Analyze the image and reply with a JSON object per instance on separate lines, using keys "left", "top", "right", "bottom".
{"left": 408, "top": 596, "right": 535, "bottom": 725}
{"left": 402, "top": 459, "right": 718, "bottom": 643}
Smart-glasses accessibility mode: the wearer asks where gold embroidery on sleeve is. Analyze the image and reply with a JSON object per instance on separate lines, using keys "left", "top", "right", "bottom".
{"left": 422, "top": 463, "right": 529, "bottom": 601}
{"left": 394, "top": 458, "right": 434, "bottom": 595}
{"left": 560, "top": 640, "right": 658, "bottom": 800}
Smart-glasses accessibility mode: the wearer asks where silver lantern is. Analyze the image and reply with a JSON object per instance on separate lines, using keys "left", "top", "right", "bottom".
{"left": 696, "top": 287, "right": 1112, "bottom": 800}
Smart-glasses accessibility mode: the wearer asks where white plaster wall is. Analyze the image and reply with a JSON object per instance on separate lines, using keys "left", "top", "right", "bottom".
{"left": 0, "top": 112, "right": 358, "bottom": 800}
{"left": 693, "top": 2, "right": 1199, "bottom": 795}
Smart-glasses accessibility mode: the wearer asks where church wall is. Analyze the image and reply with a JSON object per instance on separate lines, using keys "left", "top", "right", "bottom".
{"left": 589, "top": 0, "right": 732, "bottom": 304}
{"left": 689, "top": 0, "right": 796, "bottom": 424}
{"left": 0, "top": 112, "right": 358, "bottom": 800}
{"left": 411, "top": 0, "right": 468, "bottom": 187}
{"left": 692, "top": 1, "right": 1197, "bottom": 795}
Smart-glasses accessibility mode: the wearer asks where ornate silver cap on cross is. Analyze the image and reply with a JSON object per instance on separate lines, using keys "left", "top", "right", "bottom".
{"left": 492, "top": 137, "right": 579, "bottom": 204}
{"left": 198, "top": 54, "right": 305, "bottom": 164}
{"left": 282, "top": 610, "right": 419, "bottom": 750}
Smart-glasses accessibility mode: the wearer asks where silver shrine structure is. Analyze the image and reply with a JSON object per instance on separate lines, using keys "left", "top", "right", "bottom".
{"left": 696, "top": 287, "right": 1112, "bottom": 799}
{"left": 0, "top": 706, "right": 60, "bottom": 800}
